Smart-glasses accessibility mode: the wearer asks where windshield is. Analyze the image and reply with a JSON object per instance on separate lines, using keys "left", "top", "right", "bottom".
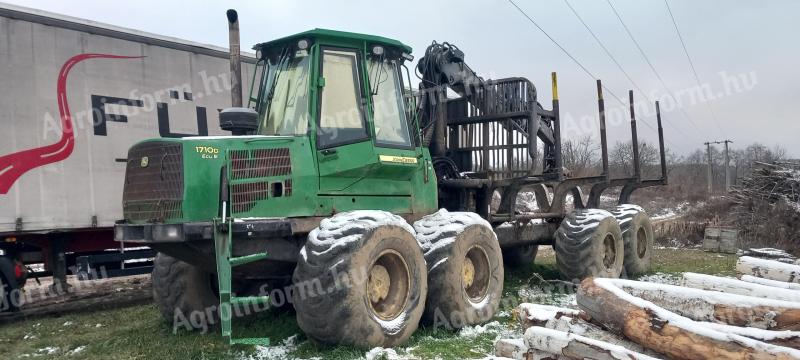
{"left": 257, "top": 49, "right": 311, "bottom": 136}
{"left": 368, "top": 58, "right": 412, "bottom": 147}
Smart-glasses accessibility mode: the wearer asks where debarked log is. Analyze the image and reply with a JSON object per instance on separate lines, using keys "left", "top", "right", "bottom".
{"left": 577, "top": 277, "right": 800, "bottom": 360}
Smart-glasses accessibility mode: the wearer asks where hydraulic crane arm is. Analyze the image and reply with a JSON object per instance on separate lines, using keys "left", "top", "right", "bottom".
{"left": 415, "top": 41, "right": 558, "bottom": 176}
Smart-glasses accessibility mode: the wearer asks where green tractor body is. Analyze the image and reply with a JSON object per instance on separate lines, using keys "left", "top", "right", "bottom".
{"left": 122, "top": 29, "right": 437, "bottom": 229}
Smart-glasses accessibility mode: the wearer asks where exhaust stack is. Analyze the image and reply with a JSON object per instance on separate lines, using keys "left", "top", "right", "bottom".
{"left": 218, "top": 9, "right": 258, "bottom": 135}
{"left": 227, "top": 9, "right": 243, "bottom": 108}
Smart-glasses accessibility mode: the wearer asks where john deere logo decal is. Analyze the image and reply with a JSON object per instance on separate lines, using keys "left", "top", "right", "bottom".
{"left": 140, "top": 156, "right": 149, "bottom": 167}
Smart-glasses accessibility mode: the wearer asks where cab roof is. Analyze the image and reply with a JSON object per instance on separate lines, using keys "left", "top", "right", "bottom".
{"left": 254, "top": 28, "right": 412, "bottom": 54}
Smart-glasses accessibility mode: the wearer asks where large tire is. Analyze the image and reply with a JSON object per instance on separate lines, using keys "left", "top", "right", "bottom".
{"left": 152, "top": 253, "right": 219, "bottom": 331}
{"left": 502, "top": 244, "right": 539, "bottom": 268}
{"left": 293, "top": 211, "right": 426, "bottom": 348}
{"left": 554, "top": 209, "right": 624, "bottom": 280}
{"left": 413, "top": 210, "right": 504, "bottom": 330}
{"left": 610, "top": 205, "right": 654, "bottom": 276}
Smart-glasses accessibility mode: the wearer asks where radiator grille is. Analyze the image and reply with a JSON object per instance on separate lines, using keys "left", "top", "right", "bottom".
{"left": 230, "top": 148, "right": 291, "bottom": 180}
{"left": 231, "top": 182, "right": 269, "bottom": 213}
{"left": 228, "top": 148, "right": 292, "bottom": 214}
{"left": 122, "top": 142, "right": 184, "bottom": 222}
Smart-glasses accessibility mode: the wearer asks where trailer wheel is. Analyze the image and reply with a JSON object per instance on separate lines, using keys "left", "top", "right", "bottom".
{"left": 555, "top": 209, "right": 624, "bottom": 280}
{"left": 0, "top": 257, "right": 21, "bottom": 312}
{"left": 502, "top": 244, "right": 539, "bottom": 268}
{"left": 293, "top": 211, "right": 426, "bottom": 348}
{"left": 610, "top": 205, "right": 654, "bottom": 276}
{"left": 413, "top": 210, "right": 503, "bottom": 329}
{"left": 152, "top": 253, "right": 219, "bottom": 331}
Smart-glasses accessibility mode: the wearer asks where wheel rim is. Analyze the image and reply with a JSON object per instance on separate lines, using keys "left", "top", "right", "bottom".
{"left": 463, "top": 246, "right": 491, "bottom": 303}
{"left": 636, "top": 228, "right": 647, "bottom": 259}
{"left": 602, "top": 234, "right": 617, "bottom": 270}
{"left": 366, "top": 249, "right": 410, "bottom": 321}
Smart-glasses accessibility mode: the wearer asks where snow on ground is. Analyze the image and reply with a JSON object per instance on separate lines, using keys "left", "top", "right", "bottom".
{"left": 650, "top": 201, "right": 691, "bottom": 220}
{"left": 67, "top": 346, "right": 87, "bottom": 355}
{"left": 243, "top": 335, "right": 300, "bottom": 360}
{"left": 365, "top": 347, "right": 401, "bottom": 360}
{"left": 37, "top": 346, "right": 59, "bottom": 355}
{"left": 635, "top": 272, "right": 683, "bottom": 286}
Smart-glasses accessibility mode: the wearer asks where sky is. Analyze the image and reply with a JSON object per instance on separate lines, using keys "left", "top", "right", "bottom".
{"left": 5, "top": 0, "right": 799, "bottom": 157}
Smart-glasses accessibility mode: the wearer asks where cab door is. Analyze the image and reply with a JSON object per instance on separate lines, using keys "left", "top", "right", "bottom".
{"left": 368, "top": 58, "right": 421, "bottom": 188}
{"left": 315, "top": 47, "right": 378, "bottom": 192}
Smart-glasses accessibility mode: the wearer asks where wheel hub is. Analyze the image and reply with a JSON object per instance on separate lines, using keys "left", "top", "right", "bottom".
{"left": 603, "top": 234, "right": 617, "bottom": 270}
{"left": 463, "top": 246, "right": 491, "bottom": 303}
{"left": 366, "top": 249, "right": 411, "bottom": 321}
{"left": 636, "top": 228, "right": 647, "bottom": 258}
{"left": 462, "top": 257, "right": 475, "bottom": 288}
{"left": 368, "top": 265, "right": 391, "bottom": 303}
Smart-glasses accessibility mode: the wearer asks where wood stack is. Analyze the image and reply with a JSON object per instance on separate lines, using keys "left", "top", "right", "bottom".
{"left": 495, "top": 256, "right": 800, "bottom": 359}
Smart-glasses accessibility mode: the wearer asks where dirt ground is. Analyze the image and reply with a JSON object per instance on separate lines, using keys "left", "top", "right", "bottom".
{"left": 0, "top": 274, "right": 151, "bottom": 323}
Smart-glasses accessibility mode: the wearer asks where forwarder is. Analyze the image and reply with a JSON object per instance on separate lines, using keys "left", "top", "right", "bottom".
{"left": 115, "top": 10, "right": 667, "bottom": 347}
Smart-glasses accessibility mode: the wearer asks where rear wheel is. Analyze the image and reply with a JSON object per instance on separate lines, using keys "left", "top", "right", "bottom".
{"left": 610, "top": 205, "right": 654, "bottom": 276}
{"left": 293, "top": 210, "right": 426, "bottom": 348}
{"left": 413, "top": 210, "right": 504, "bottom": 330}
{"left": 554, "top": 209, "right": 624, "bottom": 280}
{"left": 152, "top": 253, "right": 219, "bottom": 331}
{"left": 502, "top": 244, "right": 539, "bottom": 268}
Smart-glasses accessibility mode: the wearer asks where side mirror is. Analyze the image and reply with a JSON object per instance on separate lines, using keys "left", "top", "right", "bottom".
{"left": 219, "top": 107, "right": 258, "bottom": 135}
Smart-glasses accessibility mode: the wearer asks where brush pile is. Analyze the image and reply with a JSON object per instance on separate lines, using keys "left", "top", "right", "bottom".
{"left": 730, "top": 162, "right": 800, "bottom": 206}
{"left": 728, "top": 162, "right": 800, "bottom": 252}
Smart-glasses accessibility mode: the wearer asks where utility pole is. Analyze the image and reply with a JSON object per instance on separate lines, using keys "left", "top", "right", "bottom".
{"left": 704, "top": 142, "right": 714, "bottom": 193}
{"left": 704, "top": 140, "right": 734, "bottom": 194}
{"left": 722, "top": 139, "right": 733, "bottom": 192}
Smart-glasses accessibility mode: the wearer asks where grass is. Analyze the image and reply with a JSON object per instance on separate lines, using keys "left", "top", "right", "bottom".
{"left": 0, "top": 247, "right": 735, "bottom": 360}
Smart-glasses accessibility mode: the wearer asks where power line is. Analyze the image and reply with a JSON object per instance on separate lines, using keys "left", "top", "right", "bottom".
{"left": 506, "top": 0, "right": 683, "bottom": 147}
{"left": 605, "top": 0, "right": 705, "bottom": 137}
{"left": 664, "top": 0, "right": 727, "bottom": 137}
{"left": 506, "top": 2, "right": 637, "bottom": 116}
{"left": 563, "top": 0, "right": 646, "bottom": 101}
{"left": 563, "top": 0, "right": 701, "bottom": 144}
{"left": 507, "top": 0, "right": 596, "bottom": 81}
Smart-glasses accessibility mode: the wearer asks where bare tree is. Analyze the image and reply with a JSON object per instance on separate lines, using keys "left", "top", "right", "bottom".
{"left": 609, "top": 140, "right": 659, "bottom": 178}
{"left": 562, "top": 135, "right": 599, "bottom": 177}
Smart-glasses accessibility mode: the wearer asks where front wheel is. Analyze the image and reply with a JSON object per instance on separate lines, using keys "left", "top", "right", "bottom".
{"left": 152, "top": 253, "right": 219, "bottom": 331}
{"left": 293, "top": 211, "right": 426, "bottom": 348}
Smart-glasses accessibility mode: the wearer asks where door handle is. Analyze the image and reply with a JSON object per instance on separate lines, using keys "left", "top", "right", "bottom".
{"left": 321, "top": 149, "right": 337, "bottom": 156}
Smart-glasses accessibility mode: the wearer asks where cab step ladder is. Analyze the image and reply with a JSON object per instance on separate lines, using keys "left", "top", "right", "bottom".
{"left": 213, "top": 152, "right": 270, "bottom": 345}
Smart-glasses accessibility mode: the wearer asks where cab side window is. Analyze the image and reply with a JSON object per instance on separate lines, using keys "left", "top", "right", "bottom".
{"left": 317, "top": 48, "right": 368, "bottom": 148}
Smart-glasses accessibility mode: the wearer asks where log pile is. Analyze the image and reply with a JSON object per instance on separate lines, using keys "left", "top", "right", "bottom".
{"left": 496, "top": 256, "right": 800, "bottom": 359}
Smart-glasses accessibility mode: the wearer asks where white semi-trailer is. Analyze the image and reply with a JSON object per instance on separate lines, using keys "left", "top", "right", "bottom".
{"left": 0, "top": 2, "right": 255, "bottom": 310}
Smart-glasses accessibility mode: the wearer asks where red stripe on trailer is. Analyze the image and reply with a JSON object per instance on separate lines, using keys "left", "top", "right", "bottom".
{"left": 0, "top": 53, "right": 143, "bottom": 194}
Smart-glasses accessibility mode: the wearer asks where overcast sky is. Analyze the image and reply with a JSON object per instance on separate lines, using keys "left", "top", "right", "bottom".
{"left": 6, "top": 0, "right": 799, "bottom": 157}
